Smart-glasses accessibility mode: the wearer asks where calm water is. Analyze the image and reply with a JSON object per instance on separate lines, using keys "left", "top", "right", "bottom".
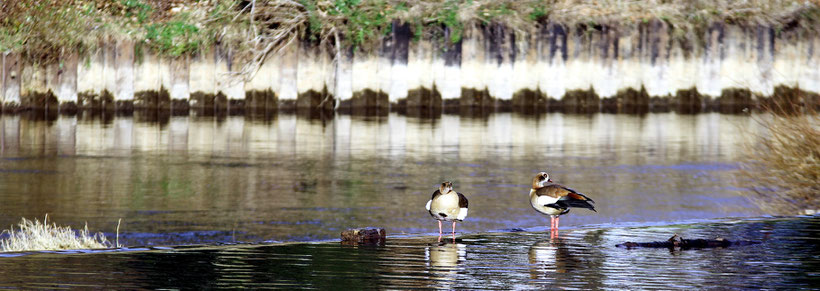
{"left": 3, "top": 111, "right": 815, "bottom": 288}
{"left": 0, "top": 112, "right": 764, "bottom": 245}
{"left": 1, "top": 216, "right": 817, "bottom": 289}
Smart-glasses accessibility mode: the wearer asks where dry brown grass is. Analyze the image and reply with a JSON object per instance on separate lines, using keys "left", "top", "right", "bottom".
{"left": 738, "top": 104, "right": 820, "bottom": 215}
{"left": 0, "top": 215, "right": 119, "bottom": 252}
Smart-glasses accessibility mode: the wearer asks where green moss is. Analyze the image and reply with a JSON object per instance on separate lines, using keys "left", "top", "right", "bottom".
{"left": 529, "top": 6, "right": 548, "bottom": 22}
{"left": 438, "top": 0, "right": 464, "bottom": 43}
{"left": 145, "top": 16, "right": 201, "bottom": 57}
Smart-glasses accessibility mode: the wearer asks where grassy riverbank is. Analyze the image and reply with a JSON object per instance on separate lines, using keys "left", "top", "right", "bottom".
{"left": 2, "top": 1, "right": 818, "bottom": 66}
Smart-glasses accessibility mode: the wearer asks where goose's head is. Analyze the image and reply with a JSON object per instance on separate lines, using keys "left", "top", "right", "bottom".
{"left": 532, "top": 172, "right": 552, "bottom": 189}
{"left": 439, "top": 181, "right": 453, "bottom": 194}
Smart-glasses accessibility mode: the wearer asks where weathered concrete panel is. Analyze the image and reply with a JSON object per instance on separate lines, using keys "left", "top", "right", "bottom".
{"left": 115, "top": 39, "right": 135, "bottom": 106}
{"left": 215, "top": 45, "right": 244, "bottom": 109}
{"left": 279, "top": 43, "right": 298, "bottom": 102}
{"left": 56, "top": 53, "right": 79, "bottom": 111}
{"left": 2, "top": 53, "right": 22, "bottom": 110}
{"left": 189, "top": 50, "right": 216, "bottom": 109}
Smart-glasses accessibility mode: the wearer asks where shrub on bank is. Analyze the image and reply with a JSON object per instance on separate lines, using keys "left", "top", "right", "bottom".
{"left": 0, "top": 215, "right": 118, "bottom": 252}
{"left": 738, "top": 105, "right": 819, "bottom": 214}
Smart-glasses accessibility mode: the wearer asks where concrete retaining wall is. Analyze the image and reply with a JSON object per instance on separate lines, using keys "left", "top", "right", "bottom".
{"left": 2, "top": 21, "right": 818, "bottom": 114}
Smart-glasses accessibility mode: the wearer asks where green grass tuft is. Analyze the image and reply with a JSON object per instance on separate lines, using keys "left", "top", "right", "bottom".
{"left": 0, "top": 215, "right": 118, "bottom": 252}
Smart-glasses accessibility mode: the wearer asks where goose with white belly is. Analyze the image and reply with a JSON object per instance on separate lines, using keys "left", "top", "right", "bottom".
{"left": 529, "top": 172, "right": 596, "bottom": 232}
{"left": 426, "top": 181, "right": 469, "bottom": 239}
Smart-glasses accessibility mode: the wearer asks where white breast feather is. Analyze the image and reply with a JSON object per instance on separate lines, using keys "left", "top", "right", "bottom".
{"left": 457, "top": 208, "right": 468, "bottom": 220}
{"left": 425, "top": 200, "right": 432, "bottom": 211}
{"left": 537, "top": 195, "right": 559, "bottom": 206}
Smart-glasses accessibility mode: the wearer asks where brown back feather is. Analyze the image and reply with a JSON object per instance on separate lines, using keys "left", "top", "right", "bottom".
{"left": 430, "top": 190, "right": 442, "bottom": 201}
{"left": 457, "top": 192, "right": 469, "bottom": 208}
{"left": 534, "top": 184, "right": 573, "bottom": 198}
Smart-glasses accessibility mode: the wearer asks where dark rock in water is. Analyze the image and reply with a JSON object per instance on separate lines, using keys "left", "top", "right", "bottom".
{"left": 341, "top": 228, "right": 386, "bottom": 245}
{"left": 617, "top": 234, "right": 761, "bottom": 249}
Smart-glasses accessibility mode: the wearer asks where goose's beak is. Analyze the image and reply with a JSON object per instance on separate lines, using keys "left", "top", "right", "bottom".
{"left": 547, "top": 179, "right": 552, "bottom": 183}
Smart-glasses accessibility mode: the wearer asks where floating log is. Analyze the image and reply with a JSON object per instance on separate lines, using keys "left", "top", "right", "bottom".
{"left": 616, "top": 234, "right": 760, "bottom": 249}
{"left": 341, "top": 227, "right": 386, "bottom": 245}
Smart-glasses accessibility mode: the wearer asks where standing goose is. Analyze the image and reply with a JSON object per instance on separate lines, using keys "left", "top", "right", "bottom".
{"left": 529, "top": 172, "right": 595, "bottom": 232}
{"left": 426, "top": 181, "right": 469, "bottom": 239}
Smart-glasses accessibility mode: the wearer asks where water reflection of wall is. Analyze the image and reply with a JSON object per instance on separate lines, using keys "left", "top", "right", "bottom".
{"left": 0, "top": 112, "right": 764, "bottom": 244}
{"left": 1, "top": 112, "right": 759, "bottom": 161}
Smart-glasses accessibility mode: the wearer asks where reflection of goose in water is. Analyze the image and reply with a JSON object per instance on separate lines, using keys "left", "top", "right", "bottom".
{"left": 424, "top": 242, "right": 467, "bottom": 288}
{"left": 528, "top": 238, "right": 579, "bottom": 277}
{"left": 425, "top": 242, "right": 467, "bottom": 267}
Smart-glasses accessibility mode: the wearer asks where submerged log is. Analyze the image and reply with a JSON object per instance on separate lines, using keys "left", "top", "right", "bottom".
{"left": 341, "top": 227, "right": 386, "bottom": 245}
{"left": 617, "top": 234, "right": 760, "bottom": 249}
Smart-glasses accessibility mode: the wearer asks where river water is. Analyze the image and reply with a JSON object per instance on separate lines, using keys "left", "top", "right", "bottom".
{"left": 2, "top": 111, "right": 814, "bottom": 288}
{"left": 1, "top": 216, "right": 817, "bottom": 289}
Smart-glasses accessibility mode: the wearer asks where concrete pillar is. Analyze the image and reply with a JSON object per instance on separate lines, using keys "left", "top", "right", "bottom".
{"left": 189, "top": 49, "right": 216, "bottom": 110}
{"left": 56, "top": 53, "right": 79, "bottom": 112}
{"left": 511, "top": 30, "right": 543, "bottom": 111}
{"left": 20, "top": 60, "right": 52, "bottom": 110}
{"left": 641, "top": 20, "right": 672, "bottom": 105}
{"left": 115, "top": 39, "right": 135, "bottom": 111}
{"left": 350, "top": 41, "right": 388, "bottom": 111}
{"left": 215, "top": 45, "right": 244, "bottom": 112}
{"left": 169, "top": 57, "right": 190, "bottom": 112}
{"left": 406, "top": 36, "right": 439, "bottom": 111}
{"left": 134, "top": 52, "right": 161, "bottom": 109}
{"left": 2, "top": 53, "right": 22, "bottom": 111}
{"left": 297, "top": 42, "right": 332, "bottom": 110}
{"left": 487, "top": 23, "right": 513, "bottom": 105}
{"left": 389, "top": 21, "right": 411, "bottom": 106}
{"left": 436, "top": 28, "right": 461, "bottom": 106}
{"left": 246, "top": 52, "right": 279, "bottom": 111}
{"left": 279, "top": 43, "right": 298, "bottom": 109}
{"left": 538, "top": 23, "right": 568, "bottom": 103}
{"left": 334, "top": 45, "right": 353, "bottom": 109}
{"left": 460, "top": 25, "right": 486, "bottom": 108}
{"left": 77, "top": 47, "right": 104, "bottom": 109}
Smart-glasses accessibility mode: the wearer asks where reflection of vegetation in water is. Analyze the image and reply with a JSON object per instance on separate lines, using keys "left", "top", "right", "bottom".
{"left": 0, "top": 215, "right": 117, "bottom": 252}
{"left": 131, "top": 174, "right": 194, "bottom": 199}
{"left": 738, "top": 105, "right": 819, "bottom": 214}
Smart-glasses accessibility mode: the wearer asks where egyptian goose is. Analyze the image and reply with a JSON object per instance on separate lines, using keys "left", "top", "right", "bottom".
{"left": 529, "top": 172, "right": 595, "bottom": 232}
{"left": 425, "top": 181, "right": 469, "bottom": 239}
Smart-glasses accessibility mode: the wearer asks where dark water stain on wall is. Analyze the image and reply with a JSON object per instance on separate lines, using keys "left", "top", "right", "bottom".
{"left": 298, "top": 86, "right": 334, "bottom": 111}
{"left": 134, "top": 87, "right": 171, "bottom": 110}
{"left": 245, "top": 89, "right": 277, "bottom": 112}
